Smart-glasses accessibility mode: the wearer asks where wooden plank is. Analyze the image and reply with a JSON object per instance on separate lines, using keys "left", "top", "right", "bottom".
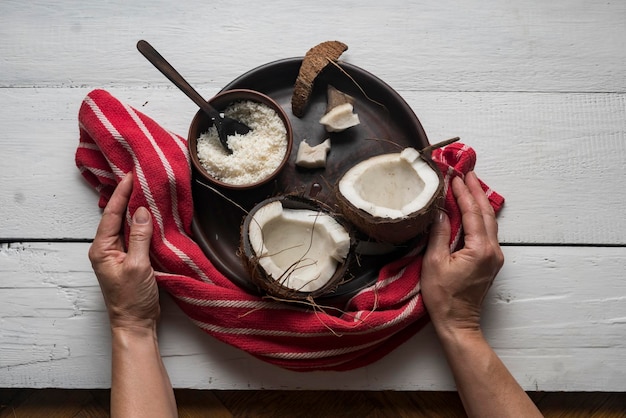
{"left": 0, "top": 389, "right": 31, "bottom": 418}
{"left": 1, "top": 389, "right": 626, "bottom": 417}
{"left": 0, "top": 88, "right": 624, "bottom": 244}
{"left": 366, "top": 391, "right": 466, "bottom": 417}
{"left": 72, "top": 403, "right": 110, "bottom": 418}
{"left": 175, "top": 390, "right": 233, "bottom": 418}
{"left": 0, "top": 0, "right": 625, "bottom": 93}
{"left": 215, "top": 390, "right": 376, "bottom": 418}
{"left": 0, "top": 389, "right": 93, "bottom": 418}
{"left": 590, "top": 394, "right": 626, "bottom": 417}
{"left": 1, "top": 242, "right": 625, "bottom": 391}
{"left": 534, "top": 392, "right": 626, "bottom": 418}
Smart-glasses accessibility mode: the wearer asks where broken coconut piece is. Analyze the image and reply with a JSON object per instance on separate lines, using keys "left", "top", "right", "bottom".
{"left": 295, "top": 139, "right": 331, "bottom": 168}
{"left": 241, "top": 196, "right": 353, "bottom": 300}
{"left": 326, "top": 85, "right": 354, "bottom": 112}
{"left": 320, "top": 102, "right": 360, "bottom": 132}
{"left": 336, "top": 147, "right": 444, "bottom": 244}
{"left": 320, "top": 85, "right": 360, "bottom": 132}
{"left": 291, "top": 41, "right": 348, "bottom": 118}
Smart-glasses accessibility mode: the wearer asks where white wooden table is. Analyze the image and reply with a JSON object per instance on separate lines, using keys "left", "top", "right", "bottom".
{"left": 1, "top": 0, "right": 625, "bottom": 391}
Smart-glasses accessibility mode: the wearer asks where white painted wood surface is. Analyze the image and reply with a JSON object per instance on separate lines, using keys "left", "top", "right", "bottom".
{"left": 1, "top": 0, "right": 625, "bottom": 390}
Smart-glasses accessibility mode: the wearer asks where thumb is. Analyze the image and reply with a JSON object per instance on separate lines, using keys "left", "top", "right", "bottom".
{"left": 127, "top": 207, "right": 153, "bottom": 262}
{"left": 425, "top": 210, "right": 451, "bottom": 259}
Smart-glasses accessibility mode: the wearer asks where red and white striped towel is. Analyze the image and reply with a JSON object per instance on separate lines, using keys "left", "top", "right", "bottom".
{"left": 76, "top": 89, "right": 504, "bottom": 371}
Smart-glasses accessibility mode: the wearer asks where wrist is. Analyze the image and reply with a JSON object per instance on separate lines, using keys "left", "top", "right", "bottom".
{"left": 110, "top": 323, "right": 159, "bottom": 359}
{"left": 110, "top": 318, "right": 158, "bottom": 339}
{"left": 428, "top": 304, "right": 482, "bottom": 341}
{"left": 432, "top": 319, "right": 484, "bottom": 347}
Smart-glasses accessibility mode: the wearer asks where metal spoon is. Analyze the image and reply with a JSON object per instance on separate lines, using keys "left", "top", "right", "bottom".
{"left": 137, "top": 40, "right": 250, "bottom": 153}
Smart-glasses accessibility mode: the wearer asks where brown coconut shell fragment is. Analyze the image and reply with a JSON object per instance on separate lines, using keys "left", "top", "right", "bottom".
{"left": 326, "top": 84, "right": 354, "bottom": 112}
{"left": 291, "top": 41, "right": 348, "bottom": 118}
{"left": 320, "top": 84, "right": 360, "bottom": 132}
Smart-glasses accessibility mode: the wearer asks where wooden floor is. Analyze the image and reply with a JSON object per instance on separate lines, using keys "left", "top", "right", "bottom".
{"left": 0, "top": 390, "right": 624, "bottom": 417}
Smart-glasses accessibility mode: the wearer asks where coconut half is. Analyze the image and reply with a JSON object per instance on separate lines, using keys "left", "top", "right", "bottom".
{"left": 336, "top": 147, "right": 443, "bottom": 244}
{"left": 241, "top": 196, "right": 353, "bottom": 300}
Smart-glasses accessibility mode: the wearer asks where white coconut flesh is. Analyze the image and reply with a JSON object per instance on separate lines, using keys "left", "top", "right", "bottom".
{"left": 248, "top": 201, "right": 350, "bottom": 292}
{"left": 319, "top": 103, "right": 360, "bottom": 132}
{"left": 338, "top": 147, "right": 440, "bottom": 219}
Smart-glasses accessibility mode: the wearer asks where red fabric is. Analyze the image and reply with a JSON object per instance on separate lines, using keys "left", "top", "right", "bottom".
{"left": 76, "top": 89, "right": 504, "bottom": 371}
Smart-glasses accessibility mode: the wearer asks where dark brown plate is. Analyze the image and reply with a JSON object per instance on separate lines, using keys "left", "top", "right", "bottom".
{"left": 191, "top": 57, "right": 429, "bottom": 303}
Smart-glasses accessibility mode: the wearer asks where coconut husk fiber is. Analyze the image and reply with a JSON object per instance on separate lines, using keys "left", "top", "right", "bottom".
{"left": 291, "top": 41, "right": 348, "bottom": 118}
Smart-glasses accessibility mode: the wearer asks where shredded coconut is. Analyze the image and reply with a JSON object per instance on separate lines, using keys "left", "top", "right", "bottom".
{"left": 196, "top": 100, "right": 287, "bottom": 185}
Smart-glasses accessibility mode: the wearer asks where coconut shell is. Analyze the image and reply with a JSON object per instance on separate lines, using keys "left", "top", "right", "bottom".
{"left": 335, "top": 153, "right": 444, "bottom": 244}
{"left": 291, "top": 41, "right": 348, "bottom": 118}
{"left": 326, "top": 85, "right": 354, "bottom": 112}
{"left": 240, "top": 195, "right": 354, "bottom": 301}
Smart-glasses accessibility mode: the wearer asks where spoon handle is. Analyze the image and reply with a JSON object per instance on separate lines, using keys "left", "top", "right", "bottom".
{"left": 136, "top": 40, "right": 220, "bottom": 120}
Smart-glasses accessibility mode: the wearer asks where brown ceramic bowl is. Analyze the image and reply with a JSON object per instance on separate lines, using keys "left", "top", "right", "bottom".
{"left": 188, "top": 89, "right": 293, "bottom": 190}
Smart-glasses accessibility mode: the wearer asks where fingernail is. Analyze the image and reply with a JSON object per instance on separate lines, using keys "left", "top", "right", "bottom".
{"left": 133, "top": 207, "right": 150, "bottom": 224}
{"left": 437, "top": 210, "right": 446, "bottom": 223}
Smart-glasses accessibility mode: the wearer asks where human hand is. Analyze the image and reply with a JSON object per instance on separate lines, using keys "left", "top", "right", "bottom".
{"left": 88, "top": 173, "right": 160, "bottom": 331}
{"left": 421, "top": 171, "right": 504, "bottom": 335}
